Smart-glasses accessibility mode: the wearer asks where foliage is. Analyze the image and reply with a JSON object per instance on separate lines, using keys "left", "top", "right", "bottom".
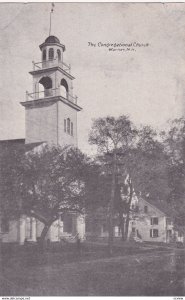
{"left": 0, "top": 144, "right": 89, "bottom": 242}
{"left": 89, "top": 115, "right": 137, "bottom": 153}
{"left": 162, "top": 118, "right": 185, "bottom": 225}
{"left": 88, "top": 116, "right": 171, "bottom": 242}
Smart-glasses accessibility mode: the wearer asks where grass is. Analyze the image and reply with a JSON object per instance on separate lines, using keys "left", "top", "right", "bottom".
{"left": 0, "top": 241, "right": 184, "bottom": 296}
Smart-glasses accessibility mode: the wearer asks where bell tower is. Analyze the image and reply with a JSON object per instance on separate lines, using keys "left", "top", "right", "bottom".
{"left": 21, "top": 35, "right": 82, "bottom": 147}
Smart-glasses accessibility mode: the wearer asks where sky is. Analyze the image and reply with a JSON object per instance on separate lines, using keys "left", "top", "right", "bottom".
{"left": 0, "top": 2, "right": 185, "bottom": 154}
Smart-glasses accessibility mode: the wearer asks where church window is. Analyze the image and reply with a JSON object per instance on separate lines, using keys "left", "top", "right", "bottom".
{"left": 67, "top": 118, "right": 70, "bottom": 134}
{"left": 60, "top": 79, "right": 68, "bottom": 99}
{"left": 64, "top": 119, "right": 66, "bottom": 132}
{"left": 49, "top": 48, "right": 54, "bottom": 60}
{"left": 42, "top": 49, "right": 46, "bottom": 61}
{"left": 26, "top": 217, "right": 33, "bottom": 239}
{"left": 1, "top": 217, "right": 9, "bottom": 233}
{"left": 71, "top": 122, "right": 73, "bottom": 136}
{"left": 39, "top": 76, "right": 52, "bottom": 97}
{"left": 57, "top": 49, "right": 61, "bottom": 61}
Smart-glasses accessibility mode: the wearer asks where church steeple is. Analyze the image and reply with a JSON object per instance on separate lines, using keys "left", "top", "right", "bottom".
{"left": 21, "top": 35, "right": 82, "bottom": 147}
{"left": 39, "top": 35, "right": 65, "bottom": 68}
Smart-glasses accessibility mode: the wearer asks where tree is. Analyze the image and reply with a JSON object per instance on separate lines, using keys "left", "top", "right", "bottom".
{"left": 162, "top": 118, "right": 185, "bottom": 226}
{"left": 0, "top": 144, "right": 89, "bottom": 246}
{"left": 116, "top": 125, "right": 170, "bottom": 240}
{"left": 89, "top": 115, "right": 137, "bottom": 254}
{"left": 89, "top": 117, "right": 170, "bottom": 246}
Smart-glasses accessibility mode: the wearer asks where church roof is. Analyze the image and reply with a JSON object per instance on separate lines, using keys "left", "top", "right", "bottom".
{"left": 39, "top": 35, "right": 66, "bottom": 51}
{"left": 0, "top": 139, "right": 44, "bottom": 152}
{"left": 45, "top": 35, "right": 60, "bottom": 44}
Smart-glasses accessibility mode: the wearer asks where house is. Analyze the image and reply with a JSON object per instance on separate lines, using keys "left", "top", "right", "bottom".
{"left": 85, "top": 194, "right": 184, "bottom": 244}
{"left": 0, "top": 34, "right": 85, "bottom": 244}
{"left": 128, "top": 197, "right": 184, "bottom": 243}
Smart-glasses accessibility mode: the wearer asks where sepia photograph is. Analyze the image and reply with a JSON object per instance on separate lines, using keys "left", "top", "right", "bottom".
{"left": 0, "top": 1, "right": 185, "bottom": 297}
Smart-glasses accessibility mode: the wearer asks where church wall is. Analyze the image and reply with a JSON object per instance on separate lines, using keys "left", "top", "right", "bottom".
{"left": 1, "top": 220, "right": 19, "bottom": 243}
{"left": 25, "top": 102, "right": 58, "bottom": 144}
{"left": 76, "top": 215, "right": 85, "bottom": 240}
{"left": 36, "top": 220, "right": 44, "bottom": 238}
{"left": 48, "top": 220, "right": 61, "bottom": 242}
{"left": 58, "top": 101, "right": 77, "bottom": 147}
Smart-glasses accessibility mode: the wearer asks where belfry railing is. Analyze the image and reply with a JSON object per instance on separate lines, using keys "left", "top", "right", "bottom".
{"left": 32, "top": 59, "right": 71, "bottom": 73}
{"left": 26, "top": 88, "right": 78, "bottom": 104}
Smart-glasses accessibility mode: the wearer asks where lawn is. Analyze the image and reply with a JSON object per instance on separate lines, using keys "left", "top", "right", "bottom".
{"left": 0, "top": 241, "right": 184, "bottom": 296}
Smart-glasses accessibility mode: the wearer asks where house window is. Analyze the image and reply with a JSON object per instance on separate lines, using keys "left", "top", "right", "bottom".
{"left": 71, "top": 122, "right": 73, "bottom": 136}
{"left": 1, "top": 217, "right": 9, "bottom": 233}
{"left": 167, "top": 218, "right": 173, "bottom": 226}
{"left": 132, "top": 227, "right": 136, "bottom": 233}
{"left": 150, "top": 229, "right": 159, "bottom": 238}
{"left": 151, "top": 217, "right": 158, "bottom": 225}
{"left": 63, "top": 215, "right": 73, "bottom": 233}
{"left": 114, "top": 226, "right": 121, "bottom": 237}
{"left": 135, "top": 206, "right": 139, "bottom": 213}
{"left": 49, "top": 48, "right": 54, "bottom": 60}
{"left": 144, "top": 206, "right": 148, "bottom": 213}
{"left": 102, "top": 223, "right": 108, "bottom": 233}
{"left": 167, "top": 230, "right": 172, "bottom": 237}
{"left": 67, "top": 118, "right": 70, "bottom": 134}
{"left": 64, "top": 119, "right": 66, "bottom": 132}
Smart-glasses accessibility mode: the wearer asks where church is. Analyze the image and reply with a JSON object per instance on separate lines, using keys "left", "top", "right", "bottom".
{"left": 0, "top": 35, "right": 85, "bottom": 244}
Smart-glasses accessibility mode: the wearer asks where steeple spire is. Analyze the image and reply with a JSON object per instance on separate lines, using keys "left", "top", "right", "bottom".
{"left": 49, "top": 3, "right": 55, "bottom": 36}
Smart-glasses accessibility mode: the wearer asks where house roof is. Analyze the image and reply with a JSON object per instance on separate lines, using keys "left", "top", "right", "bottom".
{"left": 139, "top": 196, "right": 175, "bottom": 219}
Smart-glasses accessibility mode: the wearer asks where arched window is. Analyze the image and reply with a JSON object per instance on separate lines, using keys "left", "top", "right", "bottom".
{"left": 39, "top": 76, "right": 52, "bottom": 97}
{"left": 71, "top": 122, "right": 73, "bottom": 136}
{"left": 49, "top": 48, "right": 54, "bottom": 60}
{"left": 60, "top": 78, "right": 68, "bottom": 99}
{"left": 42, "top": 49, "right": 46, "bottom": 61}
{"left": 57, "top": 49, "right": 61, "bottom": 61}
{"left": 67, "top": 118, "right": 70, "bottom": 134}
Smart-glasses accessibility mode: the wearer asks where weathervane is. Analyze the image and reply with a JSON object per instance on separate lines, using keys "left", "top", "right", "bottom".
{"left": 49, "top": 3, "right": 55, "bottom": 36}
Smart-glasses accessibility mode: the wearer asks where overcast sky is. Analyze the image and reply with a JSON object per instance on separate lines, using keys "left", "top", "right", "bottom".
{"left": 0, "top": 2, "right": 185, "bottom": 153}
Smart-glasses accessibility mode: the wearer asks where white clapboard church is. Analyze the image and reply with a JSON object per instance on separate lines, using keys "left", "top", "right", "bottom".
{"left": 0, "top": 34, "right": 85, "bottom": 244}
